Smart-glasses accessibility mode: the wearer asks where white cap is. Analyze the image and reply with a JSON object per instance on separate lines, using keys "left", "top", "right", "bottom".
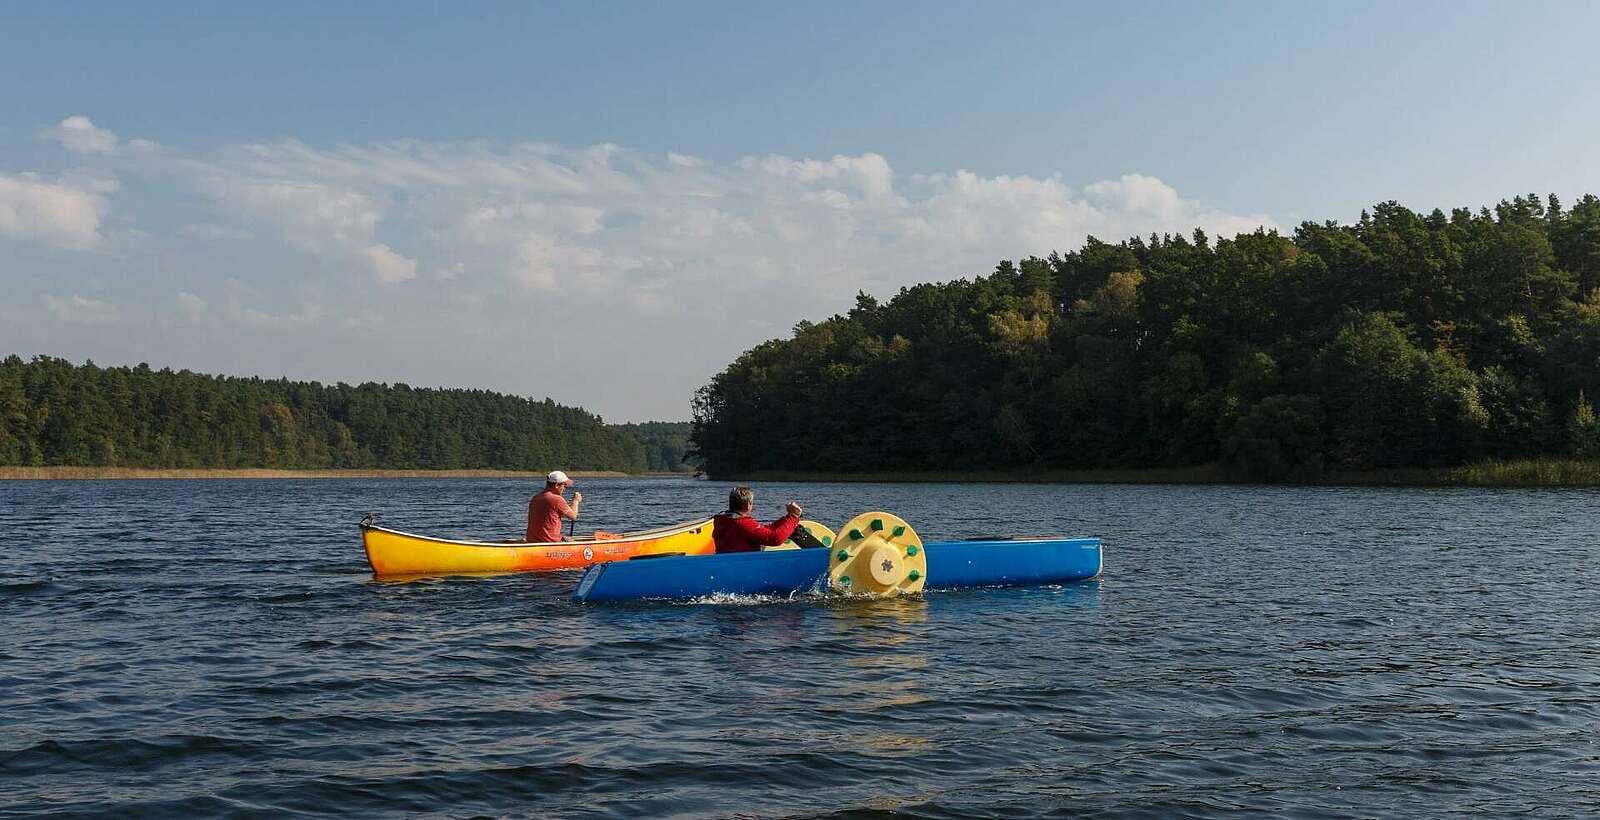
{"left": 546, "top": 470, "right": 574, "bottom": 485}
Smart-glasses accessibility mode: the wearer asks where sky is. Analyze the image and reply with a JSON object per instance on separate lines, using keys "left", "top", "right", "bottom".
{"left": 3, "top": 1, "right": 1599, "bottom": 421}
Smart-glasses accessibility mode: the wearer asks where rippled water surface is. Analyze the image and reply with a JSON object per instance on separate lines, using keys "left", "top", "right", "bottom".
{"left": 3, "top": 478, "right": 1599, "bottom": 818}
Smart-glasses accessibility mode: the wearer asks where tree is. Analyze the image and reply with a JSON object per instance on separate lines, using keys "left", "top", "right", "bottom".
{"left": 1224, "top": 394, "right": 1326, "bottom": 480}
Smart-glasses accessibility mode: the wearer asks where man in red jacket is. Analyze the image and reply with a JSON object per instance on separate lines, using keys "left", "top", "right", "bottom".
{"left": 712, "top": 486, "right": 802, "bottom": 553}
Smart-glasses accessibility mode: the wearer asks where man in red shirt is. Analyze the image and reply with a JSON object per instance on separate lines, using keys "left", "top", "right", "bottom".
{"left": 712, "top": 485, "right": 802, "bottom": 553}
{"left": 527, "top": 470, "right": 583, "bottom": 543}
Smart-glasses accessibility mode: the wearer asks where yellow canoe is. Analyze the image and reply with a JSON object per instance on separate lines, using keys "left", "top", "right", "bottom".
{"left": 360, "top": 516, "right": 715, "bottom": 577}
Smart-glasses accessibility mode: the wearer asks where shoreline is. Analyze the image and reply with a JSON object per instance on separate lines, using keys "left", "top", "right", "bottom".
{"left": 726, "top": 459, "right": 1600, "bottom": 488}
{"left": 0, "top": 467, "right": 652, "bottom": 481}
{"left": 3, "top": 459, "right": 1597, "bottom": 486}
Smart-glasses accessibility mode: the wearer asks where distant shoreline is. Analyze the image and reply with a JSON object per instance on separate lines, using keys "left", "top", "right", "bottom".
{"left": 0, "top": 467, "right": 662, "bottom": 481}
{"left": 4, "top": 459, "right": 1596, "bottom": 486}
{"left": 726, "top": 459, "right": 1600, "bottom": 488}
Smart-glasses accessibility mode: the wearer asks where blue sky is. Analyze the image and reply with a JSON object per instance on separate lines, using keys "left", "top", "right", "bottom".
{"left": 4, "top": 2, "right": 1599, "bottom": 420}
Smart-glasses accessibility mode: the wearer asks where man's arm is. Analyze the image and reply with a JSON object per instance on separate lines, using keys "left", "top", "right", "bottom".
{"left": 738, "top": 511, "right": 800, "bottom": 546}
{"left": 765, "top": 513, "right": 799, "bottom": 545}
{"left": 560, "top": 491, "right": 583, "bottom": 521}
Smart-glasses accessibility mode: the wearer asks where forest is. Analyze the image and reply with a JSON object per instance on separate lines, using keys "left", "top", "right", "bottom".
{"left": 610, "top": 422, "right": 700, "bottom": 472}
{"left": 692, "top": 195, "right": 1600, "bottom": 480}
{"left": 0, "top": 356, "right": 656, "bottom": 472}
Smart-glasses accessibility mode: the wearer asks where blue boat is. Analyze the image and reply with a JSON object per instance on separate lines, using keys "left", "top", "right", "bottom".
{"left": 571, "top": 536, "right": 1102, "bottom": 603}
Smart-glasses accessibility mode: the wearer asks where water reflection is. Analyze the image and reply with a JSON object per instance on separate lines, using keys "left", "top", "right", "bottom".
{"left": 826, "top": 595, "right": 930, "bottom": 630}
{"left": 927, "top": 577, "right": 1103, "bottom": 611}
{"left": 814, "top": 597, "right": 932, "bottom": 697}
{"left": 1049, "top": 577, "right": 1102, "bottom": 608}
{"left": 804, "top": 597, "right": 940, "bottom": 764}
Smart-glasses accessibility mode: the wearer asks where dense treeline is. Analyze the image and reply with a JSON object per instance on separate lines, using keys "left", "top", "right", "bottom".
{"left": 0, "top": 356, "right": 649, "bottom": 471}
{"left": 608, "top": 422, "right": 700, "bottom": 472}
{"left": 693, "top": 194, "right": 1600, "bottom": 479}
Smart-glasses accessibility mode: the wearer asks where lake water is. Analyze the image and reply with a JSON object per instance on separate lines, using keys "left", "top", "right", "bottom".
{"left": 3, "top": 478, "right": 1599, "bottom": 818}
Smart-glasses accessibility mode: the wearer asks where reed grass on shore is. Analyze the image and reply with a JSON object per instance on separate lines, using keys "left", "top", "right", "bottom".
{"left": 1330, "top": 459, "right": 1600, "bottom": 487}
{"left": 734, "top": 458, "right": 1600, "bottom": 487}
{"left": 735, "top": 465, "right": 1232, "bottom": 485}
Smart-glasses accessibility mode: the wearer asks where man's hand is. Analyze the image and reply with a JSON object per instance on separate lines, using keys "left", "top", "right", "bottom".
{"left": 785, "top": 501, "right": 802, "bottom": 517}
{"left": 572, "top": 491, "right": 583, "bottom": 503}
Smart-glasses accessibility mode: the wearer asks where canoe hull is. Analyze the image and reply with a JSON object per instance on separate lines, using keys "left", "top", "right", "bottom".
{"left": 571, "top": 537, "right": 1101, "bottom": 602}
{"left": 925, "top": 538, "right": 1103, "bottom": 588}
{"left": 362, "top": 519, "right": 715, "bottom": 577}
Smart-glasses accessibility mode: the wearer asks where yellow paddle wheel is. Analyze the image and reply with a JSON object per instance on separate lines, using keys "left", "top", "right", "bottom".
{"left": 826, "top": 511, "right": 928, "bottom": 598}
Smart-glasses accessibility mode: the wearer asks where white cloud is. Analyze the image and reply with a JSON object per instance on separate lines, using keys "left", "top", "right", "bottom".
{"left": 239, "top": 301, "right": 324, "bottom": 328}
{"left": 746, "top": 152, "right": 898, "bottom": 201}
{"left": 362, "top": 243, "right": 417, "bottom": 283}
{"left": 200, "top": 177, "right": 380, "bottom": 251}
{"left": 181, "top": 223, "right": 254, "bottom": 241}
{"left": 1086, "top": 173, "right": 1182, "bottom": 216}
{"left": 176, "top": 291, "right": 205, "bottom": 320}
{"left": 0, "top": 172, "right": 112, "bottom": 249}
{"left": 45, "top": 294, "right": 119, "bottom": 323}
{"left": 188, "top": 172, "right": 417, "bottom": 284}
{"left": 341, "top": 309, "right": 383, "bottom": 328}
{"left": 45, "top": 115, "right": 119, "bottom": 154}
{"left": 1083, "top": 173, "right": 1270, "bottom": 238}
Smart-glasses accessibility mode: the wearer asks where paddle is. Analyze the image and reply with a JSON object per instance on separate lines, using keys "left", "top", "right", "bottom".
{"left": 787, "top": 523, "right": 828, "bottom": 549}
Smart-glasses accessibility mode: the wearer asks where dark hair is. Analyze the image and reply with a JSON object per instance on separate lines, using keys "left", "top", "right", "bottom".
{"left": 728, "top": 486, "right": 754, "bottom": 512}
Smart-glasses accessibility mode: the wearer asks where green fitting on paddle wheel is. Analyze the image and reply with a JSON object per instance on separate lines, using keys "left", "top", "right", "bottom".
{"left": 849, "top": 529, "right": 863, "bottom": 540}
{"left": 908, "top": 569, "right": 920, "bottom": 582}
{"left": 839, "top": 575, "right": 852, "bottom": 586}
{"left": 791, "top": 520, "right": 839, "bottom": 552}
{"left": 837, "top": 549, "right": 850, "bottom": 562}
{"left": 892, "top": 525, "right": 905, "bottom": 537}
{"left": 870, "top": 519, "right": 883, "bottom": 531}
{"left": 906, "top": 544, "right": 918, "bottom": 556}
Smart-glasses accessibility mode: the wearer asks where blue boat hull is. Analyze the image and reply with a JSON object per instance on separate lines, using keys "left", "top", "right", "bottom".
{"left": 571, "top": 537, "right": 1102, "bottom": 602}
